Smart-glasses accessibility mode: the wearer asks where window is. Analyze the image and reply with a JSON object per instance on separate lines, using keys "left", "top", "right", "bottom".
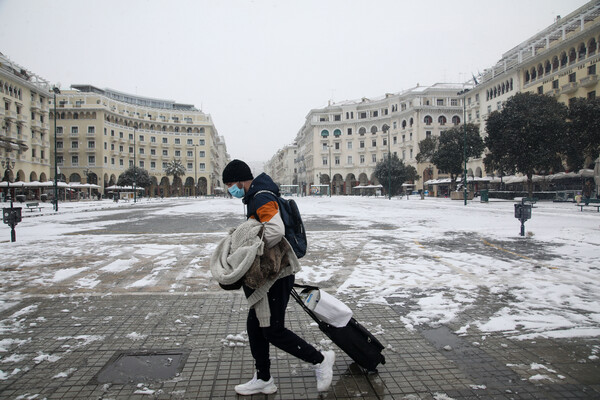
{"left": 187, "top": 139, "right": 193, "bottom": 145}
{"left": 424, "top": 115, "right": 433, "bottom": 125}
{"left": 410, "top": 149, "right": 413, "bottom": 159}
{"left": 71, "top": 141, "right": 78, "bottom": 149}
{"left": 139, "top": 148, "right": 144, "bottom": 155}
{"left": 372, "top": 139, "right": 377, "bottom": 147}
{"left": 129, "top": 133, "right": 133, "bottom": 140}
{"left": 57, "top": 141, "right": 63, "bottom": 149}
{"left": 451, "top": 99, "right": 458, "bottom": 106}
{"left": 57, "top": 155, "right": 63, "bottom": 165}
{"left": 163, "top": 150, "right": 168, "bottom": 156}
{"left": 335, "top": 156, "right": 340, "bottom": 165}
{"left": 139, "top": 161, "right": 144, "bottom": 168}
{"left": 71, "top": 127, "right": 78, "bottom": 134}
{"left": 359, "top": 112, "right": 367, "bottom": 119}
{"left": 57, "top": 126, "right": 63, "bottom": 134}
{"left": 119, "top": 145, "right": 124, "bottom": 152}
{"left": 393, "top": 136, "right": 397, "bottom": 144}
{"left": 139, "top": 135, "right": 144, "bottom": 142}
{"left": 323, "top": 157, "right": 328, "bottom": 166}
{"left": 437, "top": 99, "right": 444, "bottom": 106}
{"left": 372, "top": 110, "right": 378, "bottom": 117}
{"left": 569, "top": 72, "right": 576, "bottom": 83}
{"left": 187, "top": 162, "right": 193, "bottom": 170}
{"left": 162, "top": 162, "right": 168, "bottom": 169}
{"left": 151, "top": 161, "right": 156, "bottom": 169}
{"left": 360, "top": 140, "right": 365, "bottom": 148}
{"left": 151, "top": 136, "right": 156, "bottom": 143}
{"left": 187, "top": 151, "right": 193, "bottom": 157}
{"left": 371, "top": 154, "right": 377, "bottom": 163}
{"left": 199, "top": 139, "right": 205, "bottom": 145}
{"left": 347, "top": 141, "right": 352, "bottom": 150}
{"left": 88, "top": 126, "right": 95, "bottom": 134}
{"left": 88, "top": 140, "right": 95, "bottom": 148}
{"left": 360, "top": 155, "right": 365, "bottom": 164}
{"left": 199, "top": 151, "right": 205, "bottom": 157}
{"left": 119, "top": 132, "right": 124, "bottom": 138}
{"left": 438, "top": 116, "right": 447, "bottom": 125}
{"left": 175, "top": 150, "right": 181, "bottom": 157}
{"left": 588, "top": 91, "right": 596, "bottom": 100}
{"left": 537, "top": 86, "right": 543, "bottom": 94}
{"left": 71, "top": 155, "right": 78, "bottom": 165}
{"left": 589, "top": 64, "right": 596, "bottom": 75}
{"left": 111, "top": 158, "right": 115, "bottom": 165}
{"left": 175, "top": 138, "right": 180, "bottom": 144}
{"left": 347, "top": 128, "right": 352, "bottom": 135}
{"left": 129, "top": 146, "right": 134, "bottom": 154}
{"left": 199, "top": 163, "right": 206, "bottom": 170}
{"left": 321, "top": 130, "right": 329, "bottom": 137}
{"left": 151, "top": 149, "right": 156, "bottom": 155}
{"left": 162, "top": 137, "right": 168, "bottom": 143}
{"left": 88, "top": 155, "right": 95, "bottom": 165}
{"left": 347, "top": 156, "right": 352, "bottom": 164}
{"left": 426, "top": 131, "right": 432, "bottom": 139}
{"left": 334, "top": 142, "right": 340, "bottom": 150}
{"left": 383, "top": 138, "right": 387, "bottom": 146}
{"left": 322, "top": 143, "right": 328, "bottom": 151}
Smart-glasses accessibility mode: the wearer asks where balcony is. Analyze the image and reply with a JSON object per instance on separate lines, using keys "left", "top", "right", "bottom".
{"left": 580, "top": 74, "right": 598, "bottom": 88}
{"left": 31, "top": 101, "right": 41, "bottom": 112}
{"left": 17, "top": 113, "right": 27, "bottom": 123}
{"left": 5, "top": 110, "right": 16, "bottom": 121}
{"left": 561, "top": 82, "right": 578, "bottom": 94}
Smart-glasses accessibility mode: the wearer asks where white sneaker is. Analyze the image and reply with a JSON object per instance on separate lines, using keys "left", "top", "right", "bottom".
{"left": 315, "top": 350, "right": 335, "bottom": 392}
{"left": 235, "top": 373, "right": 277, "bottom": 395}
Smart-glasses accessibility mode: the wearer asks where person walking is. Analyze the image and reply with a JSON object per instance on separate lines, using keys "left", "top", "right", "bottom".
{"left": 221, "top": 159, "right": 335, "bottom": 396}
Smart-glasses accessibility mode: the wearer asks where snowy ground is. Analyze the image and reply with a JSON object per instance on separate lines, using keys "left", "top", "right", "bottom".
{"left": 0, "top": 195, "right": 599, "bottom": 344}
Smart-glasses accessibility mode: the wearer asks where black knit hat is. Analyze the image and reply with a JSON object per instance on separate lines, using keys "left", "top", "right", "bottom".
{"left": 222, "top": 159, "right": 253, "bottom": 184}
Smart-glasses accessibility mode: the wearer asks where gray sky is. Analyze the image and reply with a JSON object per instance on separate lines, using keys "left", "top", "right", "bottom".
{"left": 0, "top": 0, "right": 589, "bottom": 164}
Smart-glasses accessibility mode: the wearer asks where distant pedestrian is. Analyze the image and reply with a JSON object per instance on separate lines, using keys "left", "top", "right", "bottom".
{"left": 214, "top": 159, "right": 335, "bottom": 396}
{"left": 583, "top": 179, "right": 593, "bottom": 200}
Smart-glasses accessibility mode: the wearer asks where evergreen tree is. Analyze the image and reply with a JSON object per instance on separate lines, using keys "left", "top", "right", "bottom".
{"left": 374, "top": 153, "right": 419, "bottom": 196}
{"left": 566, "top": 97, "right": 600, "bottom": 170}
{"left": 117, "top": 166, "right": 152, "bottom": 188}
{"left": 484, "top": 92, "right": 567, "bottom": 196}
{"left": 430, "top": 123, "right": 484, "bottom": 190}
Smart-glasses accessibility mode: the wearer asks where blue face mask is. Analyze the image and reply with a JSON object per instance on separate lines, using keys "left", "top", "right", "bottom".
{"left": 228, "top": 184, "right": 245, "bottom": 198}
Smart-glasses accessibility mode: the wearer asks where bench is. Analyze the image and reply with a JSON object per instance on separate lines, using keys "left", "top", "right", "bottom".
{"left": 25, "top": 202, "right": 42, "bottom": 212}
{"left": 577, "top": 198, "right": 600, "bottom": 212}
{"left": 522, "top": 197, "right": 538, "bottom": 205}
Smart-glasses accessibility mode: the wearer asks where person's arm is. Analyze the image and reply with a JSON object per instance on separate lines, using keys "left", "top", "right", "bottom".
{"left": 253, "top": 199, "right": 285, "bottom": 248}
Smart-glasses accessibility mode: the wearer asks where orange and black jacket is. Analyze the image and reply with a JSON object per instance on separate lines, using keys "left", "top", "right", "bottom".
{"left": 243, "top": 172, "right": 285, "bottom": 248}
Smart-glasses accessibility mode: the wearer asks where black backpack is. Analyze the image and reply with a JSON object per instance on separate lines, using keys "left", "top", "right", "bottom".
{"left": 253, "top": 190, "right": 307, "bottom": 259}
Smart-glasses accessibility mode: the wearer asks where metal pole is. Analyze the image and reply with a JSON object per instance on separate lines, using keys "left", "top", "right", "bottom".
{"left": 133, "top": 126, "right": 137, "bottom": 203}
{"left": 194, "top": 144, "right": 198, "bottom": 197}
{"left": 463, "top": 91, "right": 468, "bottom": 206}
{"left": 328, "top": 145, "right": 332, "bottom": 197}
{"left": 388, "top": 127, "right": 391, "bottom": 200}
{"left": 53, "top": 88, "right": 59, "bottom": 212}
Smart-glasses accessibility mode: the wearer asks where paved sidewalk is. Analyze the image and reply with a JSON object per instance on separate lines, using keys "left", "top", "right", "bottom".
{"left": 1, "top": 290, "right": 598, "bottom": 399}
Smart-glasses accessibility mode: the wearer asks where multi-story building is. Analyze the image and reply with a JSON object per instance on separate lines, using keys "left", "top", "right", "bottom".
{"left": 462, "top": 0, "right": 600, "bottom": 177}
{"left": 288, "top": 84, "right": 466, "bottom": 195}
{"left": 52, "top": 85, "right": 226, "bottom": 196}
{"left": 1, "top": 53, "right": 52, "bottom": 186}
{"left": 265, "top": 143, "right": 298, "bottom": 193}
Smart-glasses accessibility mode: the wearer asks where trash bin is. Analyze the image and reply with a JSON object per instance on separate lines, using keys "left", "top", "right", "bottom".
{"left": 480, "top": 189, "right": 489, "bottom": 203}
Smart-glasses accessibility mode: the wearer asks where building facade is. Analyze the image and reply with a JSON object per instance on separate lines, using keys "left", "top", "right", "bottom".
{"left": 265, "top": 143, "right": 298, "bottom": 192}
{"left": 462, "top": 0, "right": 600, "bottom": 177}
{"left": 268, "top": 1, "right": 600, "bottom": 196}
{"left": 52, "top": 85, "right": 227, "bottom": 196}
{"left": 284, "top": 84, "right": 466, "bottom": 195}
{"left": 1, "top": 53, "right": 53, "bottom": 185}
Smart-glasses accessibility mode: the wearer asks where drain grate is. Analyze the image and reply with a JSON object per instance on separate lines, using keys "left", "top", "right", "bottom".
{"left": 91, "top": 349, "right": 190, "bottom": 384}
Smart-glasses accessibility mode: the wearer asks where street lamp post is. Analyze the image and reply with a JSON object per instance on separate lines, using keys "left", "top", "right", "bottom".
{"left": 328, "top": 145, "right": 332, "bottom": 197}
{"left": 463, "top": 91, "right": 468, "bottom": 206}
{"left": 193, "top": 144, "right": 198, "bottom": 197}
{"left": 2, "top": 157, "right": 20, "bottom": 242}
{"left": 52, "top": 86, "right": 60, "bottom": 211}
{"left": 133, "top": 124, "right": 137, "bottom": 203}
{"left": 382, "top": 124, "right": 391, "bottom": 200}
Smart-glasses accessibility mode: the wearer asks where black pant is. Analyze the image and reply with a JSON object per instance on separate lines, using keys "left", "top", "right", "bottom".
{"left": 245, "top": 275, "right": 324, "bottom": 380}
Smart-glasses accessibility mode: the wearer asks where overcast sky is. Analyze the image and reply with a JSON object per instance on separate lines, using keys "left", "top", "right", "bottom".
{"left": 0, "top": 0, "right": 589, "bottom": 164}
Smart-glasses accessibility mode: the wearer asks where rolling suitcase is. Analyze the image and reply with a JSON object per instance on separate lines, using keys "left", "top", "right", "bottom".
{"left": 291, "top": 284, "right": 386, "bottom": 373}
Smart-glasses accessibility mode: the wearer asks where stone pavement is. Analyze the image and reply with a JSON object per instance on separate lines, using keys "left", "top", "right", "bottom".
{"left": 1, "top": 289, "right": 599, "bottom": 399}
